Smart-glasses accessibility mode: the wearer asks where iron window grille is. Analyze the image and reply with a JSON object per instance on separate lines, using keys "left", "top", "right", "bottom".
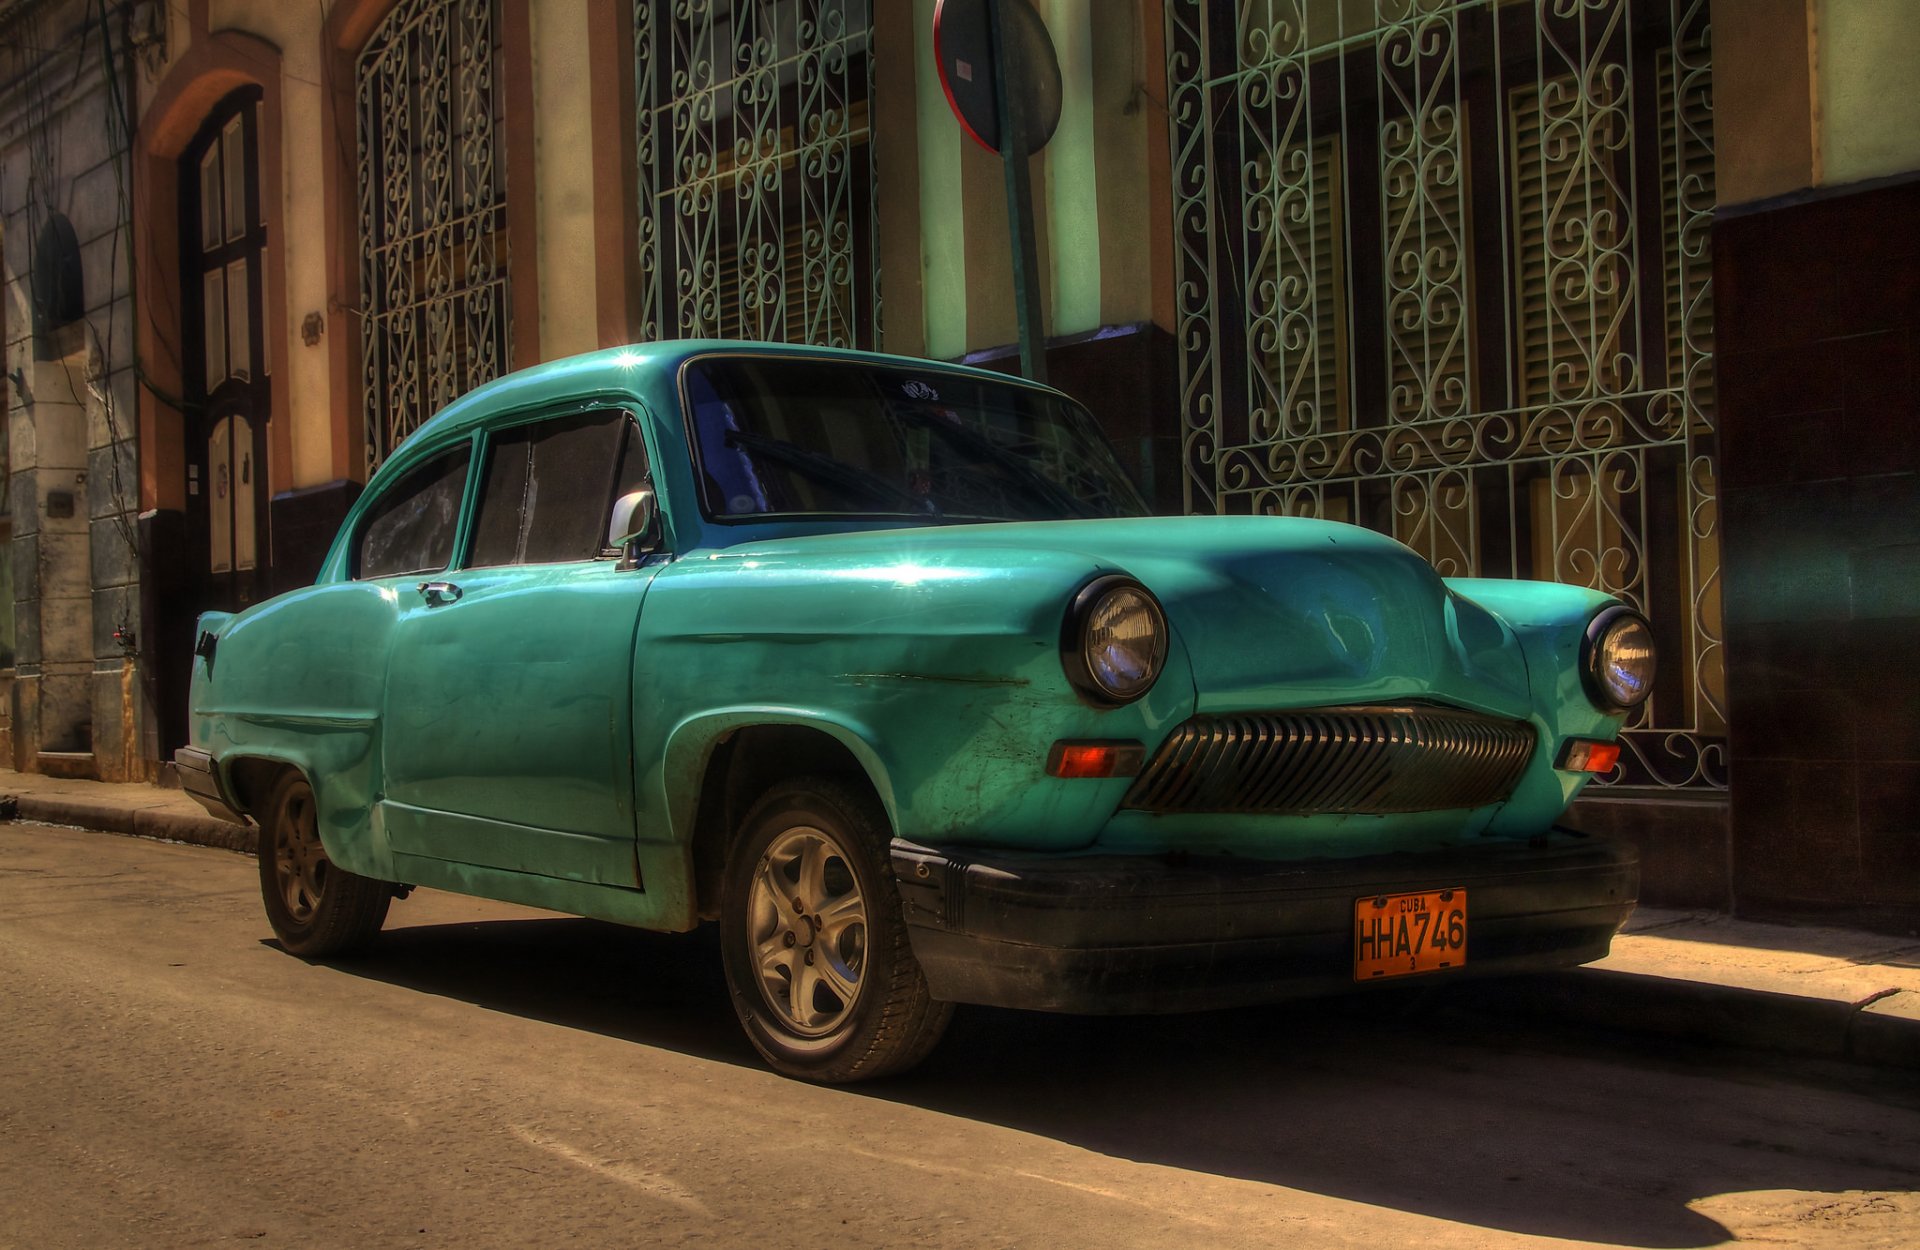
{"left": 1164, "top": 0, "right": 1721, "bottom": 790}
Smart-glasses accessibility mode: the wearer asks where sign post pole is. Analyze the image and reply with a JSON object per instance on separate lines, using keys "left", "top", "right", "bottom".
{"left": 934, "top": 0, "right": 1060, "bottom": 384}
{"left": 986, "top": 0, "right": 1047, "bottom": 385}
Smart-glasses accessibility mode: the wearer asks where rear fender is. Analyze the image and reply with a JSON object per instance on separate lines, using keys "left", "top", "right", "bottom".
{"left": 199, "top": 738, "right": 393, "bottom": 881}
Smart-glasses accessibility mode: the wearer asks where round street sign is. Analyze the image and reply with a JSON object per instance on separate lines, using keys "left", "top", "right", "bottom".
{"left": 933, "top": 0, "right": 1063, "bottom": 156}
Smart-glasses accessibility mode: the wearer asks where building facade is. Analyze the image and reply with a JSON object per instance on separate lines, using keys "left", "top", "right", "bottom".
{"left": 0, "top": 0, "right": 146, "bottom": 781}
{"left": 0, "top": 0, "right": 1913, "bottom": 930}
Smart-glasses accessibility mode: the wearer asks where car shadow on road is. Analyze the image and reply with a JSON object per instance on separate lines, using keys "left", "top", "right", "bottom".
{"left": 335, "top": 915, "right": 1920, "bottom": 1249}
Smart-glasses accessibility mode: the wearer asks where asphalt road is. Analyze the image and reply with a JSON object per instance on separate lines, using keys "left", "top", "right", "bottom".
{"left": 4, "top": 823, "right": 1919, "bottom": 1250}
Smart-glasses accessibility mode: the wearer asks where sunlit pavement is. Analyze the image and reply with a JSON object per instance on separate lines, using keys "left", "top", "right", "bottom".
{"left": 3, "top": 822, "right": 1918, "bottom": 1249}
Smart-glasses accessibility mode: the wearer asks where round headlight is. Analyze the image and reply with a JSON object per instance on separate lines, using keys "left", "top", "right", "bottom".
{"left": 1064, "top": 577, "right": 1168, "bottom": 705}
{"left": 1584, "top": 605, "right": 1656, "bottom": 711}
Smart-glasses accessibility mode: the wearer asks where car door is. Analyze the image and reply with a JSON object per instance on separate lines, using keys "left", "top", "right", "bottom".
{"left": 379, "top": 407, "right": 662, "bottom": 888}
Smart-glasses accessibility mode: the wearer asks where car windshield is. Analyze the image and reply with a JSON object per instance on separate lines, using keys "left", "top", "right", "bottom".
{"left": 685, "top": 357, "right": 1151, "bottom": 522}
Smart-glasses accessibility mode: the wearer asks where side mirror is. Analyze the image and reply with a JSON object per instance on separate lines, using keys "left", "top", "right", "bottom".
{"left": 608, "top": 486, "right": 659, "bottom": 560}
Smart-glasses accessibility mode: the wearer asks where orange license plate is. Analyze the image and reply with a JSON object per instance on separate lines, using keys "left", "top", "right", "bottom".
{"left": 1354, "top": 889, "right": 1468, "bottom": 980}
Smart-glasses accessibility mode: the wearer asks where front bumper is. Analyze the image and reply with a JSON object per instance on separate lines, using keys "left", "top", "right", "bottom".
{"left": 891, "top": 829, "right": 1637, "bottom": 1013}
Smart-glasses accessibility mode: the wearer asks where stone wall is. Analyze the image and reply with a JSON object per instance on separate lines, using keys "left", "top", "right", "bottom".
{"left": 0, "top": 0, "right": 147, "bottom": 781}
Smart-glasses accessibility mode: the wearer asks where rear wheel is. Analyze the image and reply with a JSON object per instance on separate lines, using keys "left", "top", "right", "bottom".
{"left": 258, "top": 771, "right": 391, "bottom": 957}
{"left": 719, "top": 776, "right": 952, "bottom": 1082}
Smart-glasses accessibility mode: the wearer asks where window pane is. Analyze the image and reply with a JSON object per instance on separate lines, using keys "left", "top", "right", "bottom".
{"left": 223, "top": 114, "right": 246, "bottom": 244}
{"left": 613, "top": 416, "right": 650, "bottom": 501}
{"left": 521, "top": 416, "right": 632, "bottom": 562}
{"left": 469, "top": 411, "right": 633, "bottom": 567}
{"left": 260, "top": 246, "right": 271, "bottom": 376}
{"left": 199, "top": 147, "right": 222, "bottom": 251}
{"left": 203, "top": 269, "right": 226, "bottom": 388}
{"left": 468, "top": 431, "right": 531, "bottom": 567}
{"left": 209, "top": 417, "right": 233, "bottom": 575}
{"left": 357, "top": 447, "right": 472, "bottom": 578}
{"left": 227, "top": 259, "right": 251, "bottom": 382}
{"left": 259, "top": 118, "right": 269, "bottom": 228}
{"left": 234, "top": 416, "right": 257, "bottom": 572}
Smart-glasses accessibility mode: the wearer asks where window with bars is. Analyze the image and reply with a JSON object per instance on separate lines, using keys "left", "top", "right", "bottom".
{"left": 632, "top": 0, "right": 880, "bottom": 350}
{"left": 356, "top": 0, "right": 512, "bottom": 469}
{"left": 1251, "top": 135, "right": 1348, "bottom": 440}
{"left": 1165, "top": 0, "right": 1721, "bottom": 790}
{"left": 1508, "top": 73, "right": 1633, "bottom": 408}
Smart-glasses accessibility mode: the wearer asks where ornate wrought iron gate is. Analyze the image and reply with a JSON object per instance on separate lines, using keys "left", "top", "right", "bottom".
{"left": 1165, "top": 0, "right": 1721, "bottom": 789}
{"left": 357, "top": 0, "right": 512, "bottom": 468}
{"left": 633, "top": 0, "right": 879, "bottom": 348}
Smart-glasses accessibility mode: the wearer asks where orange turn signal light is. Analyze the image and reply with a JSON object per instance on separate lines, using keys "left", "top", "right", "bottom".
{"left": 1559, "top": 738, "right": 1622, "bottom": 773}
{"left": 1046, "top": 740, "right": 1146, "bottom": 779}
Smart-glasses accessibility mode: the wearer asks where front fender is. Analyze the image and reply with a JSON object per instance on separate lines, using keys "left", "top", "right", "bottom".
{"left": 1445, "top": 577, "right": 1629, "bottom": 830}
{"left": 656, "top": 706, "right": 896, "bottom": 849}
{"left": 635, "top": 540, "right": 1198, "bottom": 853}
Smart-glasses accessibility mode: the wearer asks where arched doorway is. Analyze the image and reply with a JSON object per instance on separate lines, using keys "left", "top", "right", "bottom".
{"left": 182, "top": 88, "right": 270, "bottom": 611}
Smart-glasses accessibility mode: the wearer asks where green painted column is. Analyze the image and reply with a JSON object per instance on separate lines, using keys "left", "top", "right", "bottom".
{"left": 914, "top": 0, "right": 968, "bottom": 360}
{"left": 1042, "top": 0, "right": 1101, "bottom": 337}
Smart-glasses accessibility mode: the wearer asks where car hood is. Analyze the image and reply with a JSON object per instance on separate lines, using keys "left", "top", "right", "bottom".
{"left": 699, "top": 514, "right": 1534, "bottom": 717}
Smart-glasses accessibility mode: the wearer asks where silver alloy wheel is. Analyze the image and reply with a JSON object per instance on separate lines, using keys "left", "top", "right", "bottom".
{"left": 274, "top": 786, "right": 328, "bottom": 924}
{"left": 747, "top": 825, "right": 868, "bottom": 1037}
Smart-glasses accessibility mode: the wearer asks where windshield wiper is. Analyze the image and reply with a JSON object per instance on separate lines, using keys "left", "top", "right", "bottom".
{"left": 723, "top": 429, "right": 931, "bottom": 514}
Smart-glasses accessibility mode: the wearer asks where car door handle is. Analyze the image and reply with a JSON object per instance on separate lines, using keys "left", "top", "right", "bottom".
{"left": 416, "top": 580, "right": 463, "bottom": 605}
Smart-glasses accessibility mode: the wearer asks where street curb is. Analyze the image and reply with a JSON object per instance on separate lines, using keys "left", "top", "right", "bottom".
{"left": 2, "top": 792, "right": 254, "bottom": 855}
{"left": 1473, "top": 968, "right": 1920, "bottom": 1072}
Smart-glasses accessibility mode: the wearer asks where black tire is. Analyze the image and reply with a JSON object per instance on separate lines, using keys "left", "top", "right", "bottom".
{"left": 718, "top": 776, "right": 952, "bottom": 1083}
{"left": 258, "top": 771, "right": 391, "bottom": 958}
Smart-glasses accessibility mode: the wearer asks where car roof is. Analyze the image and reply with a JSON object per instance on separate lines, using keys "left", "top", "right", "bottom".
{"left": 382, "top": 339, "right": 1067, "bottom": 479}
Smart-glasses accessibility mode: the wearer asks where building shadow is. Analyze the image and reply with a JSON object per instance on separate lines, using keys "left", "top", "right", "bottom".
{"left": 313, "top": 914, "right": 1920, "bottom": 1249}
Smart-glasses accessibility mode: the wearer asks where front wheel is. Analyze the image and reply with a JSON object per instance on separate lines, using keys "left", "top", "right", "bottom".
{"left": 258, "top": 771, "right": 391, "bottom": 958}
{"left": 719, "top": 777, "right": 952, "bottom": 1082}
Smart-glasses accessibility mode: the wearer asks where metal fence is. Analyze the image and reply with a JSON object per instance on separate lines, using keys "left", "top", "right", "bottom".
{"left": 1164, "top": 0, "right": 1721, "bottom": 790}
{"left": 357, "top": 0, "right": 512, "bottom": 469}
{"left": 633, "top": 0, "right": 880, "bottom": 349}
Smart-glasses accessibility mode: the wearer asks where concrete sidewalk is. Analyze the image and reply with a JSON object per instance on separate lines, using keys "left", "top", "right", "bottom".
{"left": 4, "top": 765, "right": 1917, "bottom": 1072}
{"left": 0, "top": 766, "right": 255, "bottom": 853}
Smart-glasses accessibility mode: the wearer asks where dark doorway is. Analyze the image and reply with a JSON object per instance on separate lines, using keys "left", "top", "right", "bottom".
{"left": 181, "top": 88, "right": 270, "bottom": 614}
{"left": 153, "top": 89, "right": 272, "bottom": 760}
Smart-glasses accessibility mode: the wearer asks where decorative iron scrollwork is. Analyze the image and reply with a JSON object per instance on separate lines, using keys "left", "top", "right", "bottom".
{"left": 1165, "top": 0, "right": 1723, "bottom": 791}
{"left": 634, "top": 0, "right": 879, "bottom": 351}
{"left": 357, "top": 0, "right": 512, "bottom": 470}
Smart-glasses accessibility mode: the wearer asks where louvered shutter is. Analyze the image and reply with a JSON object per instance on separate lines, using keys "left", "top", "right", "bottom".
{"left": 711, "top": 99, "right": 872, "bottom": 344}
{"left": 1659, "top": 44, "right": 1713, "bottom": 416}
{"left": 1385, "top": 109, "right": 1471, "bottom": 424}
{"left": 1256, "top": 135, "right": 1347, "bottom": 437}
{"left": 1509, "top": 75, "right": 1631, "bottom": 408}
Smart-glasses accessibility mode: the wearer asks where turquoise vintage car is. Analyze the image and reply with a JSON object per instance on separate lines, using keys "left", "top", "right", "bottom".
{"left": 177, "top": 340, "right": 1649, "bottom": 1082}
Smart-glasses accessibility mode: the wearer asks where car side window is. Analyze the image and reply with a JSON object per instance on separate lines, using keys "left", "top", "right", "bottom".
{"left": 469, "top": 410, "right": 649, "bottom": 567}
{"left": 355, "top": 446, "right": 472, "bottom": 579}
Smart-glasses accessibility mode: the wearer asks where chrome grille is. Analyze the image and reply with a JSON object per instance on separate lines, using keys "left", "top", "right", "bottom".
{"left": 1123, "top": 705, "right": 1537, "bottom": 815}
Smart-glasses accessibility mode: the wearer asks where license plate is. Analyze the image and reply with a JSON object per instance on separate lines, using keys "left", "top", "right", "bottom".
{"left": 1354, "top": 888, "right": 1468, "bottom": 980}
